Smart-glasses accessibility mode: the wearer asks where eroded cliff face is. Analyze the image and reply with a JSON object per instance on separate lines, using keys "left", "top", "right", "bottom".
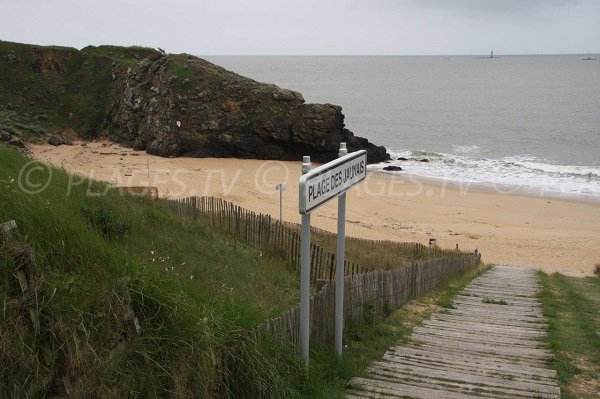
{"left": 0, "top": 41, "right": 390, "bottom": 163}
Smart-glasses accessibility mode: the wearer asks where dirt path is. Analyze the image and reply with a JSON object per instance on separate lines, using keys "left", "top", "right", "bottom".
{"left": 347, "top": 265, "right": 560, "bottom": 398}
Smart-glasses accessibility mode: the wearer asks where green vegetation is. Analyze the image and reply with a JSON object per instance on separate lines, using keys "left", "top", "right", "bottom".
{"left": 0, "top": 144, "right": 303, "bottom": 397}
{"left": 82, "top": 45, "right": 161, "bottom": 64}
{"left": 0, "top": 40, "right": 117, "bottom": 138}
{"left": 297, "top": 225, "right": 470, "bottom": 271}
{"left": 538, "top": 272, "right": 600, "bottom": 399}
{"left": 246, "top": 104, "right": 285, "bottom": 122}
{"left": 166, "top": 58, "right": 203, "bottom": 91}
{"left": 482, "top": 297, "right": 508, "bottom": 305}
{"left": 0, "top": 108, "right": 48, "bottom": 142}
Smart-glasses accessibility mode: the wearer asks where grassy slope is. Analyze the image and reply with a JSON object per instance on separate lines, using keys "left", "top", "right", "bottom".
{"left": 0, "top": 41, "right": 153, "bottom": 140}
{"left": 0, "top": 144, "right": 301, "bottom": 397}
{"left": 538, "top": 272, "right": 600, "bottom": 399}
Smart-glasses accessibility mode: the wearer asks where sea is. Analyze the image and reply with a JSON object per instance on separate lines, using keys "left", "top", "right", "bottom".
{"left": 205, "top": 55, "right": 600, "bottom": 202}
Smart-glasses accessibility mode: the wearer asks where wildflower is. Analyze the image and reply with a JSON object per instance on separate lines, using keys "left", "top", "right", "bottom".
{"left": 190, "top": 275, "right": 194, "bottom": 280}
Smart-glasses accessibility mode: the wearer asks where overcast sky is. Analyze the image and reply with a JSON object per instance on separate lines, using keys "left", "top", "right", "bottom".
{"left": 1, "top": 0, "right": 599, "bottom": 55}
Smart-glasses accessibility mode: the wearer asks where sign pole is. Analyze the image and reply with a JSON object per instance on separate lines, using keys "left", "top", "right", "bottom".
{"left": 335, "top": 143, "right": 348, "bottom": 356}
{"left": 300, "top": 156, "right": 312, "bottom": 367}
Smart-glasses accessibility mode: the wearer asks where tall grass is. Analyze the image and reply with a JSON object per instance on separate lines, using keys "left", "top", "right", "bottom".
{"left": 0, "top": 145, "right": 304, "bottom": 397}
{"left": 538, "top": 272, "right": 600, "bottom": 398}
{"left": 284, "top": 223, "right": 468, "bottom": 271}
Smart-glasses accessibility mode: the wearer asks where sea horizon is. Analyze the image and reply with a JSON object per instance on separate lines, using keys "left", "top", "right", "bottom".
{"left": 206, "top": 54, "right": 600, "bottom": 204}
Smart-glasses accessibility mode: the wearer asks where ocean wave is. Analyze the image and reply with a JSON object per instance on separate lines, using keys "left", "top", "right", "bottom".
{"left": 504, "top": 157, "right": 600, "bottom": 178}
{"left": 452, "top": 144, "right": 481, "bottom": 154}
{"left": 372, "top": 148, "right": 600, "bottom": 201}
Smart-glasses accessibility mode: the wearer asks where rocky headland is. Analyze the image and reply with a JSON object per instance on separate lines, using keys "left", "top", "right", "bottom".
{"left": 0, "top": 41, "right": 389, "bottom": 163}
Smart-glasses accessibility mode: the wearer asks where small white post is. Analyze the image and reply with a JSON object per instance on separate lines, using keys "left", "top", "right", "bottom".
{"left": 300, "top": 156, "right": 312, "bottom": 367}
{"left": 276, "top": 183, "right": 286, "bottom": 222}
{"left": 335, "top": 142, "right": 347, "bottom": 356}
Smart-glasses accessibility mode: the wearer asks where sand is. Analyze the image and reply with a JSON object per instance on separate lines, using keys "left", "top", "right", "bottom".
{"left": 29, "top": 141, "right": 600, "bottom": 276}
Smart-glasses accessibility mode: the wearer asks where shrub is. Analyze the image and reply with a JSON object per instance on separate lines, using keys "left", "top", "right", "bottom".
{"left": 482, "top": 297, "right": 508, "bottom": 305}
{"left": 437, "top": 297, "right": 455, "bottom": 309}
{"left": 594, "top": 263, "right": 600, "bottom": 277}
{"left": 363, "top": 301, "right": 378, "bottom": 326}
{"left": 82, "top": 207, "right": 130, "bottom": 240}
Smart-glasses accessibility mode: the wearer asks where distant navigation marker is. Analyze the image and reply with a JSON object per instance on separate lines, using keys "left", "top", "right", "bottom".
{"left": 490, "top": 50, "right": 494, "bottom": 59}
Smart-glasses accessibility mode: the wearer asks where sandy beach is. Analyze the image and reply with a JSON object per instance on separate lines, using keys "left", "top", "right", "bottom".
{"left": 30, "top": 141, "right": 600, "bottom": 276}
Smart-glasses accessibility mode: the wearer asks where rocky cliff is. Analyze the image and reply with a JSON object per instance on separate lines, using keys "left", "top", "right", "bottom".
{"left": 0, "top": 41, "right": 389, "bottom": 163}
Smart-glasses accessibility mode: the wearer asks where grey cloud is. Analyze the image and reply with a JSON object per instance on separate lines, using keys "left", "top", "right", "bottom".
{"left": 0, "top": 0, "right": 598, "bottom": 55}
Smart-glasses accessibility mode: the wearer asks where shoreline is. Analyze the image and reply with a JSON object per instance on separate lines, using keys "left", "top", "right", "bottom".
{"left": 29, "top": 141, "right": 600, "bottom": 276}
{"left": 373, "top": 169, "right": 600, "bottom": 206}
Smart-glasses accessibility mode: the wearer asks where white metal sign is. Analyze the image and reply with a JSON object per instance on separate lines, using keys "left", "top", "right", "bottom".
{"left": 299, "top": 150, "right": 367, "bottom": 214}
{"left": 298, "top": 144, "right": 368, "bottom": 367}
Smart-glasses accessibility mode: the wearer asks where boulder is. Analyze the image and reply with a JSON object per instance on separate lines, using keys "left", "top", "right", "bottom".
{"left": 47, "top": 135, "right": 71, "bottom": 146}
{"left": 8, "top": 136, "right": 25, "bottom": 149}
{"left": 383, "top": 165, "right": 403, "bottom": 171}
{"left": 0, "top": 131, "right": 11, "bottom": 142}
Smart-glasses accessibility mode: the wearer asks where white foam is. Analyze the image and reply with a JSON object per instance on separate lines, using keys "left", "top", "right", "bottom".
{"left": 371, "top": 149, "right": 600, "bottom": 202}
{"left": 452, "top": 145, "right": 481, "bottom": 155}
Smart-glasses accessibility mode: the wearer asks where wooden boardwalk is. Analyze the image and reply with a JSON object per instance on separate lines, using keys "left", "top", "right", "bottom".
{"left": 347, "top": 265, "right": 560, "bottom": 398}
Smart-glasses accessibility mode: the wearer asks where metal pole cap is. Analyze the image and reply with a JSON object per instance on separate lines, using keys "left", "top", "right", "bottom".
{"left": 302, "top": 156, "right": 312, "bottom": 174}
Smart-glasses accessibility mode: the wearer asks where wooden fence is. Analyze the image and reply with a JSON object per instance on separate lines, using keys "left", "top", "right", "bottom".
{"left": 162, "top": 196, "right": 370, "bottom": 281}
{"left": 162, "top": 196, "right": 470, "bottom": 282}
{"left": 255, "top": 253, "right": 480, "bottom": 347}
{"left": 161, "top": 195, "right": 481, "bottom": 348}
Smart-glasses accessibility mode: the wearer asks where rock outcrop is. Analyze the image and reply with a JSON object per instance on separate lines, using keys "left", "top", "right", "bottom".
{"left": 0, "top": 41, "right": 390, "bottom": 163}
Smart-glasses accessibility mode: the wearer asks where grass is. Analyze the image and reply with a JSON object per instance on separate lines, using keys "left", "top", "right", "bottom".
{"left": 0, "top": 144, "right": 302, "bottom": 397}
{"left": 287, "top": 224, "right": 470, "bottom": 271}
{"left": 538, "top": 271, "right": 600, "bottom": 399}
{"left": 0, "top": 40, "right": 114, "bottom": 138}
{"left": 482, "top": 297, "right": 508, "bottom": 305}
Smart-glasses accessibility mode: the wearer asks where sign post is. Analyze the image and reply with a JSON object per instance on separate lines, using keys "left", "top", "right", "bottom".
{"left": 300, "top": 157, "right": 312, "bottom": 367}
{"left": 298, "top": 144, "right": 367, "bottom": 366}
{"left": 275, "top": 183, "right": 287, "bottom": 222}
{"left": 335, "top": 143, "right": 348, "bottom": 356}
